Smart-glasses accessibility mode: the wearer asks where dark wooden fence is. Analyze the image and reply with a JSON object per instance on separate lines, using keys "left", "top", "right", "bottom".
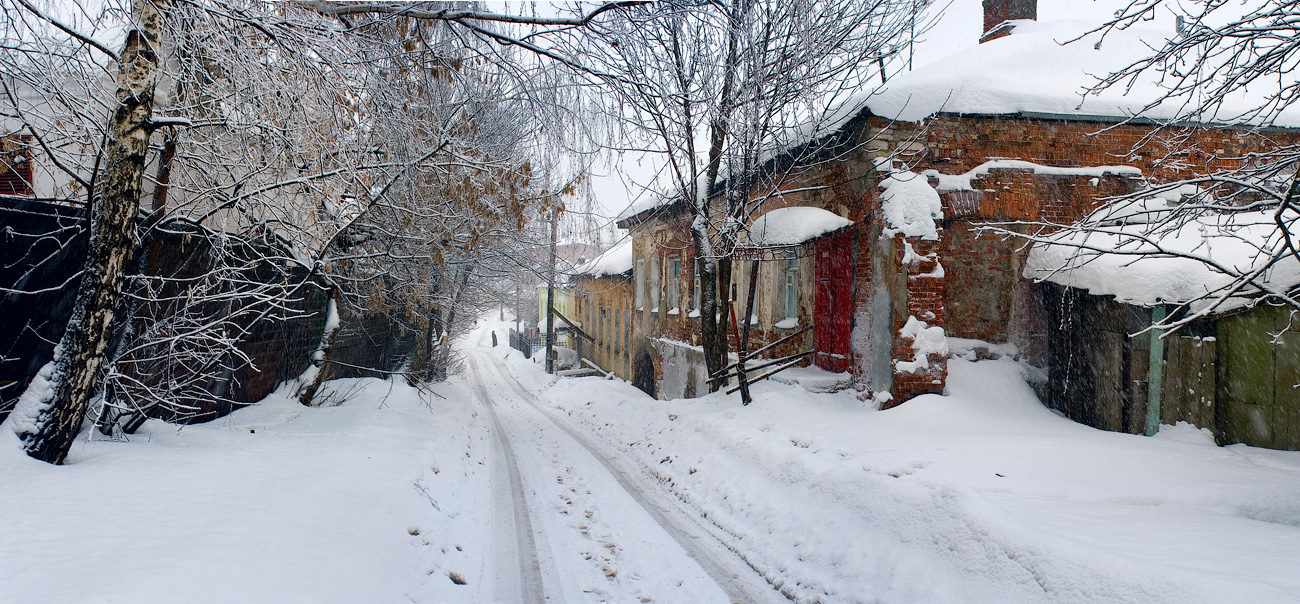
{"left": 0, "top": 197, "right": 412, "bottom": 425}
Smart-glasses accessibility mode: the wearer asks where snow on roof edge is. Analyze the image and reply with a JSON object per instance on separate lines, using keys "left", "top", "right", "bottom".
{"left": 574, "top": 237, "right": 634, "bottom": 278}
{"left": 743, "top": 206, "right": 854, "bottom": 248}
{"left": 1024, "top": 209, "right": 1300, "bottom": 313}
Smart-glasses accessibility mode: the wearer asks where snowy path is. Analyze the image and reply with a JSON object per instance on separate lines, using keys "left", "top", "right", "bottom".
{"left": 467, "top": 355, "right": 546, "bottom": 603}
{"left": 465, "top": 329, "right": 787, "bottom": 604}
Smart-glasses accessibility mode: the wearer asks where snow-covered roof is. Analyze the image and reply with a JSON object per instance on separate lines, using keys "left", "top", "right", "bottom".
{"left": 744, "top": 206, "right": 853, "bottom": 247}
{"left": 812, "top": 19, "right": 1300, "bottom": 136}
{"left": 619, "top": 19, "right": 1300, "bottom": 229}
{"left": 617, "top": 190, "right": 676, "bottom": 223}
{"left": 574, "top": 238, "right": 634, "bottom": 278}
{"left": 1024, "top": 208, "right": 1300, "bottom": 312}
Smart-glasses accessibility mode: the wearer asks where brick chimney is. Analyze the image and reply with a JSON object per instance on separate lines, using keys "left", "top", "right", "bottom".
{"left": 980, "top": 0, "right": 1036, "bottom": 43}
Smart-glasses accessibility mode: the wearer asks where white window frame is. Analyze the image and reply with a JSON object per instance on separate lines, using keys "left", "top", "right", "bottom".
{"left": 692, "top": 259, "right": 701, "bottom": 313}
{"left": 650, "top": 257, "right": 661, "bottom": 313}
{"left": 635, "top": 258, "right": 645, "bottom": 311}
{"left": 668, "top": 258, "right": 681, "bottom": 313}
{"left": 785, "top": 249, "right": 799, "bottom": 320}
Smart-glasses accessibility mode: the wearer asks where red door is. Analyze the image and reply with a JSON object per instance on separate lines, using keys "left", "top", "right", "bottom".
{"left": 814, "top": 231, "right": 853, "bottom": 372}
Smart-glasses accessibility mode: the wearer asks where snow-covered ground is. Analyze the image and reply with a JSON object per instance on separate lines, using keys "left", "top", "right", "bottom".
{"left": 4, "top": 317, "right": 1300, "bottom": 603}
{"left": 0, "top": 375, "right": 496, "bottom": 603}
{"left": 506, "top": 326, "right": 1300, "bottom": 603}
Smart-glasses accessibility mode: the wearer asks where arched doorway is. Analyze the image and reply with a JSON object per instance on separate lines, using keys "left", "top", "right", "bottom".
{"left": 633, "top": 349, "right": 656, "bottom": 398}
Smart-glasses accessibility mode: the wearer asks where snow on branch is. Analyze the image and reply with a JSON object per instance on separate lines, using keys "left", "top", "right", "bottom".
{"left": 299, "top": 1, "right": 651, "bottom": 27}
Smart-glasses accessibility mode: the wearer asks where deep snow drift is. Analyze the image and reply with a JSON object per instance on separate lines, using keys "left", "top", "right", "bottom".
{"left": 4, "top": 318, "right": 1300, "bottom": 603}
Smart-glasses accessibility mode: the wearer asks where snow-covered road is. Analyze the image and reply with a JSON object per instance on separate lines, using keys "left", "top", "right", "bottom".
{"left": 6, "top": 316, "right": 1300, "bottom": 604}
{"left": 463, "top": 324, "right": 786, "bottom": 603}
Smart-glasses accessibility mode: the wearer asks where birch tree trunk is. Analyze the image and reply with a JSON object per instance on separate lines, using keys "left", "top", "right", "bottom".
{"left": 10, "top": 0, "right": 165, "bottom": 464}
{"left": 436, "top": 266, "right": 474, "bottom": 382}
{"left": 295, "top": 287, "right": 342, "bottom": 406}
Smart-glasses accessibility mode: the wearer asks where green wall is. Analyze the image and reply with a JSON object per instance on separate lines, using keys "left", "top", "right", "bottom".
{"left": 1218, "top": 305, "right": 1300, "bottom": 450}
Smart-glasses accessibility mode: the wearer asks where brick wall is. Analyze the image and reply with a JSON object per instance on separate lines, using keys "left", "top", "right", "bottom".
{"left": 891, "top": 232, "right": 947, "bottom": 401}
{"left": 917, "top": 115, "right": 1300, "bottom": 182}
{"left": 854, "top": 113, "right": 1300, "bottom": 403}
{"left": 940, "top": 223, "right": 1016, "bottom": 343}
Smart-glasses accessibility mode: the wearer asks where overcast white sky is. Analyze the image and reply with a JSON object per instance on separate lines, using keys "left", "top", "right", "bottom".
{"left": 573, "top": 0, "right": 1179, "bottom": 225}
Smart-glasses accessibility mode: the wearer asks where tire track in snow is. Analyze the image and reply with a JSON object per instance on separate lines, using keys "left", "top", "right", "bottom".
{"left": 473, "top": 350, "right": 791, "bottom": 604}
{"left": 466, "top": 356, "right": 547, "bottom": 604}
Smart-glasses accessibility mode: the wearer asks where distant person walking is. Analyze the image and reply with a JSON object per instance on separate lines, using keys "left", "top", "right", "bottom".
{"left": 491, "top": 331, "right": 498, "bottom": 347}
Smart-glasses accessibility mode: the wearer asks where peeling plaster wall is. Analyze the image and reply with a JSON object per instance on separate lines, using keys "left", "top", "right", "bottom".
{"left": 654, "top": 339, "right": 708, "bottom": 400}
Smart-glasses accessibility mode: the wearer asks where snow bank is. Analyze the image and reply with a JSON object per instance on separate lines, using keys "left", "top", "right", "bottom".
{"left": 2, "top": 355, "right": 59, "bottom": 439}
{"left": 1024, "top": 209, "right": 1300, "bottom": 311}
{"left": 745, "top": 206, "right": 853, "bottom": 247}
{"left": 574, "top": 237, "right": 634, "bottom": 277}
{"left": 768, "top": 365, "right": 852, "bottom": 393}
{"left": 880, "top": 170, "right": 943, "bottom": 239}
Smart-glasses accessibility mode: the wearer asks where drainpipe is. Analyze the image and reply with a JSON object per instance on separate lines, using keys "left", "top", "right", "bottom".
{"left": 1145, "top": 305, "right": 1166, "bottom": 436}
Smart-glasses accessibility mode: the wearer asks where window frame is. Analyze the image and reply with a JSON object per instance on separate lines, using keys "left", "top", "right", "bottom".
{"left": 692, "top": 259, "right": 701, "bottom": 313}
{"left": 785, "top": 248, "right": 799, "bottom": 320}
{"left": 668, "top": 258, "right": 681, "bottom": 313}
{"left": 650, "top": 256, "right": 661, "bottom": 313}
{"left": 635, "top": 258, "right": 645, "bottom": 311}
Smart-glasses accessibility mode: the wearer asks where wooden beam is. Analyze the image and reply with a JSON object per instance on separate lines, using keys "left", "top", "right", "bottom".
{"left": 550, "top": 305, "right": 594, "bottom": 343}
{"left": 726, "top": 353, "right": 812, "bottom": 395}
{"left": 711, "top": 350, "right": 814, "bottom": 387}
{"left": 709, "top": 325, "right": 814, "bottom": 379}
{"left": 737, "top": 259, "right": 762, "bottom": 405}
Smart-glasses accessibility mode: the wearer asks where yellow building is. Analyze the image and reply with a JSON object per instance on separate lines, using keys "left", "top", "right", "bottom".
{"left": 570, "top": 239, "right": 635, "bottom": 381}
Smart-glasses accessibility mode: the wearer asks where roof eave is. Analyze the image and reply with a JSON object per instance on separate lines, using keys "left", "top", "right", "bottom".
{"left": 903, "top": 109, "right": 1300, "bottom": 133}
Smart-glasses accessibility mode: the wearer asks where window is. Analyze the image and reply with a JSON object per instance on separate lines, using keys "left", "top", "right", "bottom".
{"left": 635, "top": 259, "right": 645, "bottom": 311}
{"left": 692, "top": 259, "right": 701, "bottom": 312}
{"left": 614, "top": 309, "right": 621, "bottom": 352}
{"left": 650, "top": 257, "right": 661, "bottom": 312}
{"left": 625, "top": 310, "right": 631, "bottom": 354}
{"left": 668, "top": 258, "right": 680, "bottom": 313}
{"left": 785, "top": 249, "right": 799, "bottom": 320}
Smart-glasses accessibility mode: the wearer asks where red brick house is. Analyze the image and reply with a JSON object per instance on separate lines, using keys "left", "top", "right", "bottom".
{"left": 618, "top": 0, "right": 1300, "bottom": 411}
